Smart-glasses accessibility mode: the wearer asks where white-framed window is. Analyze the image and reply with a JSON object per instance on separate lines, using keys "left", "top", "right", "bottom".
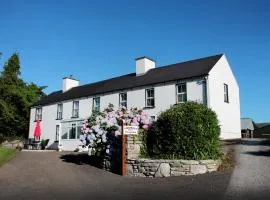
{"left": 61, "top": 121, "right": 83, "bottom": 140}
{"left": 55, "top": 125, "right": 60, "bottom": 141}
{"left": 93, "top": 97, "right": 100, "bottom": 112}
{"left": 57, "top": 104, "right": 63, "bottom": 119}
{"left": 72, "top": 101, "right": 79, "bottom": 118}
{"left": 224, "top": 84, "right": 229, "bottom": 103}
{"left": 145, "top": 88, "right": 155, "bottom": 107}
{"left": 119, "top": 93, "right": 127, "bottom": 108}
{"left": 176, "top": 83, "right": 187, "bottom": 103}
{"left": 35, "top": 107, "right": 42, "bottom": 121}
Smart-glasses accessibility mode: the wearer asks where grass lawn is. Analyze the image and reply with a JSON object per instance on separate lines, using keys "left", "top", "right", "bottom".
{"left": 0, "top": 147, "right": 17, "bottom": 167}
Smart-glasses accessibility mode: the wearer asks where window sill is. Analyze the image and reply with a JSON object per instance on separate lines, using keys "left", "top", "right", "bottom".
{"left": 143, "top": 106, "right": 155, "bottom": 109}
{"left": 71, "top": 116, "right": 79, "bottom": 119}
{"left": 60, "top": 139, "right": 80, "bottom": 141}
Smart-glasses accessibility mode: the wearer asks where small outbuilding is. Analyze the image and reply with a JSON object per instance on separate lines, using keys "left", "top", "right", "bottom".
{"left": 241, "top": 118, "right": 255, "bottom": 138}
{"left": 254, "top": 123, "right": 270, "bottom": 138}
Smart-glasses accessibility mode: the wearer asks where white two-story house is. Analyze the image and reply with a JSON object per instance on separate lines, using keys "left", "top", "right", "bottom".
{"left": 28, "top": 54, "right": 241, "bottom": 150}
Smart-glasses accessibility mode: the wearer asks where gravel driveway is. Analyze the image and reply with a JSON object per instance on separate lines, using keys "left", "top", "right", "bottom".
{"left": 224, "top": 138, "right": 270, "bottom": 199}
{"left": 1, "top": 139, "right": 270, "bottom": 200}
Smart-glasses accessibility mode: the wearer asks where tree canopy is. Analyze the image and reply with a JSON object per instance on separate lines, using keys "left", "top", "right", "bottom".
{"left": 0, "top": 53, "right": 45, "bottom": 140}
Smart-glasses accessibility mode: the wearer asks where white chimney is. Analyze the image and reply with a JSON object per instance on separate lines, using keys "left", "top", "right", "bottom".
{"left": 135, "top": 56, "right": 155, "bottom": 76}
{"left": 62, "top": 75, "right": 79, "bottom": 92}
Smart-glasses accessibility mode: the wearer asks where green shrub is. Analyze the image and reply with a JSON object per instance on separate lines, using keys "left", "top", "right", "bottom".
{"left": 147, "top": 102, "right": 220, "bottom": 160}
{"left": 0, "top": 133, "right": 6, "bottom": 144}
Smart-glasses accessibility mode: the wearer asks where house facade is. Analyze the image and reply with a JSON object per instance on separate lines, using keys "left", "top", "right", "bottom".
{"left": 28, "top": 54, "right": 241, "bottom": 151}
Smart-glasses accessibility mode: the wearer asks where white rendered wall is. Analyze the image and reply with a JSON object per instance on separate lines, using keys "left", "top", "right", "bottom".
{"left": 29, "top": 78, "right": 205, "bottom": 151}
{"left": 207, "top": 55, "right": 241, "bottom": 139}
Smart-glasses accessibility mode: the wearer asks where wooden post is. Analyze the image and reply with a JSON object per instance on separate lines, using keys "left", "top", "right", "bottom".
{"left": 122, "top": 119, "right": 126, "bottom": 176}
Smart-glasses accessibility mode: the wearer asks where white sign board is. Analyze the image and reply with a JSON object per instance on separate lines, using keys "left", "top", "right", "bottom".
{"left": 123, "top": 126, "right": 139, "bottom": 135}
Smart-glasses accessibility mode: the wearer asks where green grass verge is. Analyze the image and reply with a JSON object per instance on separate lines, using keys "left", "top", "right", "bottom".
{"left": 0, "top": 147, "right": 17, "bottom": 167}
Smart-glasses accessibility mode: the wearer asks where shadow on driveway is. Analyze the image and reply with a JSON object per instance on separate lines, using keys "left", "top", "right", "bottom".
{"left": 240, "top": 139, "right": 270, "bottom": 146}
{"left": 59, "top": 153, "right": 92, "bottom": 165}
{"left": 244, "top": 149, "right": 270, "bottom": 157}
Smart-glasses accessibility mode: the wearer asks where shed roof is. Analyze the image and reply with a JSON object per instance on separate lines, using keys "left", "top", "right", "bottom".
{"left": 241, "top": 118, "right": 255, "bottom": 131}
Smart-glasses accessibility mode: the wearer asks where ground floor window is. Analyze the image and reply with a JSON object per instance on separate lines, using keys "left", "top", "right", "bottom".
{"left": 61, "top": 120, "right": 83, "bottom": 140}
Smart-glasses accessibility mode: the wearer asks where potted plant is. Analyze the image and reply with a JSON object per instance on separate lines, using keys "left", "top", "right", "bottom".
{"left": 40, "top": 139, "right": 49, "bottom": 150}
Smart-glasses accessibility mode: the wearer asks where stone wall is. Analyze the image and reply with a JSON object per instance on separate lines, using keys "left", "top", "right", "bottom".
{"left": 126, "top": 158, "right": 221, "bottom": 177}
{"left": 1, "top": 140, "right": 23, "bottom": 149}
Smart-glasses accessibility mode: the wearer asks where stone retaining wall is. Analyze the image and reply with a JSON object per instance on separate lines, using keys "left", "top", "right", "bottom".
{"left": 126, "top": 158, "right": 221, "bottom": 177}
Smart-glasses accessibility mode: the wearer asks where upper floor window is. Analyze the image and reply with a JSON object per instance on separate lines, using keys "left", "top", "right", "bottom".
{"left": 72, "top": 101, "right": 79, "bottom": 118}
{"left": 119, "top": 93, "right": 127, "bottom": 108}
{"left": 35, "top": 107, "right": 42, "bottom": 121}
{"left": 224, "top": 84, "right": 229, "bottom": 103}
{"left": 57, "top": 104, "right": 63, "bottom": 119}
{"left": 93, "top": 97, "right": 100, "bottom": 112}
{"left": 176, "top": 83, "right": 187, "bottom": 103}
{"left": 145, "top": 88, "right": 155, "bottom": 107}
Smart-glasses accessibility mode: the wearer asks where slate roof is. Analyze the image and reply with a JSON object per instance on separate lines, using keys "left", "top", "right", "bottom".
{"left": 254, "top": 123, "right": 270, "bottom": 129}
{"left": 33, "top": 54, "right": 223, "bottom": 107}
{"left": 241, "top": 118, "right": 255, "bottom": 131}
{"left": 254, "top": 125, "right": 270, "bottom": 136}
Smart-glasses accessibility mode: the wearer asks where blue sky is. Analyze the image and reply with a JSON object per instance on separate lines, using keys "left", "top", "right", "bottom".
{"left": 0, "top": 0, "right": 269, "bottom": 122}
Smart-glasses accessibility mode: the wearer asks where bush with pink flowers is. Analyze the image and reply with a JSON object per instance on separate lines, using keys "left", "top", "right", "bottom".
{"left": 80, "top": 104, "right": 152, "bottom": 158}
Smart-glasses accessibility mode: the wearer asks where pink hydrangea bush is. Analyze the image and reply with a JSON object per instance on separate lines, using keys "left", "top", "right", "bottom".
{"left": 80, "top": 104, "right": 153, "bottom": 157}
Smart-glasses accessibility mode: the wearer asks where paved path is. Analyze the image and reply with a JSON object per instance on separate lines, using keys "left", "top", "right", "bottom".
{"left": 1, "top": 139, "right": 270, "bottom": 199}
{"left": 0, "top": 151, "right": 230, "bottom": 200}
{"left": 224, "top": 139, "right": 270, "bottom": 199}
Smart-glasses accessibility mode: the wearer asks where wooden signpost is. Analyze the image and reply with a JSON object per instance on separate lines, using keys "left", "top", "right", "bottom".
{"left": 122, "top": 123, "right": 139, "bottom": 176}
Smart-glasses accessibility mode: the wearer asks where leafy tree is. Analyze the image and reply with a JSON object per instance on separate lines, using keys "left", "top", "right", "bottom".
{"left": 0, "top": 53, "right": 45, "bottom": 140}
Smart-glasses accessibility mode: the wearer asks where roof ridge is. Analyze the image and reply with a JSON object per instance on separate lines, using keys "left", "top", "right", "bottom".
{"left": 69, "top": 54, "right": 223, "bottom": 90}
{"left": 33, "top": 53, "right": 223, "bottom": 106}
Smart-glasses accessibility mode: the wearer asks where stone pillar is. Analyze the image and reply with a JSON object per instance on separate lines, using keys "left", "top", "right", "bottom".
{"left": 126, "top": 135, "right": 142, "bottom": 159}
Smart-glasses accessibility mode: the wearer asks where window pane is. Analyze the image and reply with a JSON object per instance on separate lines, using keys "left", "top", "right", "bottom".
{"left": 224, "top": 84, "right": 229, "bottom": 102}
{"left": 93, "top": 97, "right": 100, "bottom": 111}
{"left": 120, "top": 102, "right": 127, "bottom": 108}
{"left": 77, "top": 126, "right": 82, "bottom": 139}
{"left": 178, "top": 84, "right": 186, "bottom": 93}
{"left": 69, "top": 124, "right": 76, "bottom": 139}
{"left": 178, "top": 94, "right": 187, "bottom": 103}
{"left": 121, "top": 93, "right": 127, "bottom": 101}
{"left": 147, "top": 90, "right": 150, "bottom": 97}
{"left": 147, "top": 99, "right": 154, "bottom": 107}
{"left": 147, "top": 89, "right": 154, "bottom": 98}
{"left": 61, "top": 127, "right": 68, "bottom": 139}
